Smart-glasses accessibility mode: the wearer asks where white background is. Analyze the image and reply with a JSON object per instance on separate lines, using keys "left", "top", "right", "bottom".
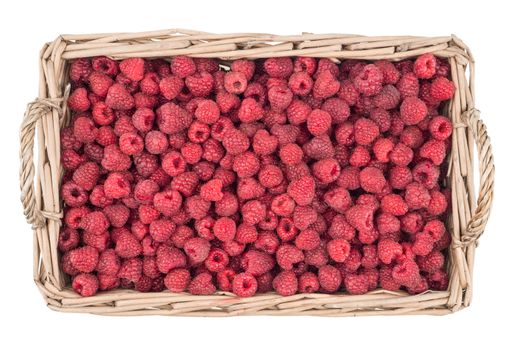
{"left": 0, "top": 0, "right": 522, "bottom": 348}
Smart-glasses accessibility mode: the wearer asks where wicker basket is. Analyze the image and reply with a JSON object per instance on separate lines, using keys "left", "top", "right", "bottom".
{"left": 20, "top": 29, "right": 494, "bottom": 316}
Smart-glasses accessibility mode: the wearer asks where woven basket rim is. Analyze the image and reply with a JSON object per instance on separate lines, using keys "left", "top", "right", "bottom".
{"left": 20, "top": 30, "right": 494, "bottom": 316}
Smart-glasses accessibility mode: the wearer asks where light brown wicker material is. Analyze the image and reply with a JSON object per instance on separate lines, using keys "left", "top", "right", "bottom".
{"left": 20, "top": 30, "right": 494, "bottom": 316}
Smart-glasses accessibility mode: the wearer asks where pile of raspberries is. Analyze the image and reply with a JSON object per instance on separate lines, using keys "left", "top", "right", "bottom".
{"left": 61, "top": 53, "right": 454, "bottom": 297}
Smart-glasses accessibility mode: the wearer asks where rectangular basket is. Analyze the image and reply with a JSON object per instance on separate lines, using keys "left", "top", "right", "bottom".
{"left": 20, "top": 29, "right": 494, "bottom": 316}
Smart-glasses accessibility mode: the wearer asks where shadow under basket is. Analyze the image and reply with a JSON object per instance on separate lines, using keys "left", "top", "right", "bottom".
{"left": 20, "top": 30, "right": 494, "bottom": 316}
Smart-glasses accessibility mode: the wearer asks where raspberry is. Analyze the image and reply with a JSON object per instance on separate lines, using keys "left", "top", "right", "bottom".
{"left": 73, "top": 116, "right": 98, "bottom": 143}
{"left": 103, "top": 204, "right": 130, "bottom": 227}
{"left": 296, "top": 272, "right": 319, "bottom": 293}
{"left": 312, "top": 158, "right": 341, "bottom": 184}
{"left": 68, "top": 87, "right": 91, "bottom": 112}
{"left": 377, "top": 239, "right": 402, "bottom": 264}
{"left": 390, "top": 142, "right": 414, "bottom": 166}
{"left": 400, "top": 97, "right": 428, "bottom": 125}
{"left": 412, "top": 160, "right": 439, "bottom": 189}
{"left": 292, "top": 228, "right": 319, "bottom": 250}
{"left": 372, "top": 138, "right": 394, "bottom": 163}
{"left": 102, "top": 144, "right": 131, "bottom": 171}
{"left": 105, "top": 83, "right": 134, "bottom": 110}
{"left": 327, "top": 238, "right": 351, "bottom": 262}
{"left": 349, "top": 146, "right": 370, "bottom": 168}
{"left": 131, "top": 107, "right": 154, "bottom": 132}
{"left": 156, "top": 244, "right": 186, "bottom": 273}
{"left": 201, "top": 248, "right": 229, "bottom": 273}
{"left": 413, "top": 232, "right": 435, "bottom": 256}
{"left": 379, "top": 266, "right": 401, "bottom": 291}
{"left": 188, "top": 272, "right": 216, "bottom": 295}
{"left": 69, "top": 246, "right": 99, "bottom": 273}
{"left": 288, "top": 71, "right": 313, "bottom": 96}
{"left": 170, "top": 56, "right": 196, "bottom": 78}
{"left": 388, "top": 166, "right": 413, "bottom": 190}
{"left": 133, "top": 179, "right": 159, "bottom": 204}
{"left": 276, "top": 244, "right": 304, "bottom": 270}
{"left": 185, "top": 72, "right": 214, "bottom": 97}
{"left": 69, "top": 58, "right": 93, "bottom": 83}
{"left": 222, "top": 71, "right": 247, "bottom": 94}
{"left": 372, "top": 85, "right": 401, "bottom": 112}
{"left": 61, "top": 181, "right": 88, "bottom": 207}
{"left": 148, "top": 218, "right": 175, "bottom": 243}
{"left": 160, "top": 151, "right": 185, "bottom": 177}
{"left": 119, "top": 58, "right": 145, "bottom": 81}
{"left": 233, "top": 152, "right": 260, "bottom": 178}
{"left": 306, "top": 109, "right": 332, "bottom": 136}
{"left": 184, "top": 237, "right": 211, "bottom": 264}
{"left": 427, "top": 190, "right": 448, "bottom": 216}
{"left": 345, "top": 204, "right": 374, "bottom": 232}
{"left": 303, "top": 134, "right": 335, "bottom": 160}
{"left": 144, "top": 131, "right": 168, "bottom": 155}
{"left": 251, "top": 130, "right": 278, "bottom": 156}
{"left": 417, "top": 251, "right": 444, "bottom": 274}
{"left": 92, "top": 56, "right": 118, "bottom": 76}
{"left": 323, "top": 187, "right": 351, "bottom": 213}
{"left": 89, "top": 71, "right": 113, "bottom": 98}
{"left": 427, "top": 270, "right": 449, "bottom": 291}
{"left": 72, "top": 273, "right": 99, "bottom": 296}
{"left": 353, "top": 64, "right": 383, "bottom": 96}
{"left": 232, "top": 273, "right": 258, "bottom": 297}
{"left": 118, "top": 132, "right": 143, "bottom": 155}
{"left": 202, "top": 138, "right": 224, "bottom": 162}
{"left": 95, "top": 126, "right": 117, "bottom": 147}
{"left": 193, "top": 99, "right": 219, "bottom": 125}
{"left": 405, "top": 182, "right": 431, "bottom": 210}
{"left": 359, "top": 166, "right": 387, "bottom": 193}
{"left": 423, "top": 219, "right": 446, "bottom": 242}
{"left": 430, "top": 76, "right": 455, "bottom": 101}
{"left": 287, "top": 176, "right": 316, "bottom": 206}
{"left": 96, "top": 249, "right": 121, "bottom": 276}
{"left": 118, "top": 258, "right": 143, "bottom": 283}
{"left": 290, "top": 205, "right": 315, "bottom": 230}
{"left": 64, "top": 206, "right": 90, "bottom": 229}
{"left": 419, "top": 139, "right": 446, "bottom": 165}
{"left": 264, "top": 57, "right": 293, "bottom": 79}
{"left": 272, "top": 271, "right": 298, "bottom": 296}
{"left": 211, "top": 216, "right": 235, "bottom": 242}
{"left": 185, "top": 195, "right": 211, "bottom": 219}
{"left": 313, "top": 70, "right": 340, "bottom": 99}
{"left": 79, "top": 211, "right": 109, "bottom": 235}
{"left": 375, "top": 60, "right": 400, "bottom": 84}
{"left": 428, "top": 115, "right": 453, "bottom": 141}
{"left": 159, "top": 75, "right": 184, "bottom": 99}
{"left": 414, "top": 53, "right": 437, "bottom": 79}
{"left": 140, "top": 72, "right": 160, "bottom": 96}
{"left": 269, "top": 194, "right": 294, "bottom": 217}
{"left": 318, "top": 265, "right": 342, "bottom": 292}
{"left": 157, "top": 102, "right": 192, "bottom": 134}
{"left": 222, "top": 127, "right": 250, "bottom": 155}
{"left": 256, "top": 164, "right": 282, "bottom": 189}
{"left": 241, "top": 200, "right": 266, "bottom": 225}
{"left": 400, "top": 126, "right": 424, "bottom": 149}
{"left": 277, "top": 143, "right": 302, "bottom": 166}
{"left": 354, "top": 118, "right": 379, "bottom": 146}
{"left": 344, "top": 273, "right": 369, "bottom": 295}
{"left": 381, "top": 194, "right": 408, "bottom": 216}
{"left": 337, "top": 166, "right": 360, "bottom": 190}
{"left": 115, "top": 232, "right": 142, "bottom": 258}
{"left": 58, "top": 228, "right": 80, "bottom": 252}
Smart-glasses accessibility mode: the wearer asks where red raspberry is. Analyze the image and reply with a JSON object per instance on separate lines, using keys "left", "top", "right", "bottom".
{"left": 61, "top": 181, "right": 88, "bottom": 207}
{"left": 345, "top": 204, "right": 374, "bottom": 232}
{"left": 377, "top": 239, "right": 402, "bottom": 264}
{"left": 399, "top": 212, "right": 423, "bottom": 234}
{"left": 372, "top": 85, "right": 401, "bottom": 111}
{"left": 202, "top": 138, "right": 224, "bottom": 162}
{"left": 318, "top": 265, "right": 342, "bottom": 292}
{"left": 58, "top": 227, "right": 80, "bottom": 252}
{"left": 188, "top": 272, "right": 216, "bottom": 295}
{"left": 143, "top": 131, "right": 168, "bottom": 155}
{"left": 379, "top": 266, "right": 401, "bottom": 291}
{"left": 118, "top": 132, "right": 143, "bottom": 155}
{"left": 241, "top": 200, "right": 266, "bottom": 225}
{"left": 372, "top": 138, "right": 394, "bottom": 163}
{"left": 140, "top": 72, "right": 160, "bottom": 95}
{"left": 232, "top": 273, "right": 258, "bottom": 297}
{"left": 306, "top": 109, "right": 331, "bottom": 136}
{"left": 68, "top": 87, "right": 91, "bottom": 112}
{"left": 375, "top": 60, "right": 400, "bottom": 84}
{"left": 64, "top": 206, "right": 90, "bottom": 229}
{"left": 152, "top": 190, "right": 181, "bottom": 217}
{"left": 353, "top": 64, "right": 383, "bottom": 96}
{"left": 294, "top": 229, "right": 320, "bottom": 251}
{"left": 237, "top": 177, "right": 265, "bottom": 201}
{"left": 211, "top": 216, "right": 235, "bottom": 242}
{"left": 159, "top": 75, "right": 184, "bottom": 99}
{"left": 412, "top": 160, "right": 439, "bottom": 189}
{"left": 72, "top": 273, "right": 99, "bottom": 296}
{"left": 160, "top": 151, "right": 185, "bottom": 177}
{"left": 354, "top": 118, "right": 379, "bottom": 146}
{"left": 303, "top": 134, "right": 335, "bottom": 160}
{"left": 423, "top": 219, "right": 446, "bottom": 242}
{"left": 414, "top": 53, "right": 437, "bottom": 79}
{"left": 239, "top": 250, "right": 274, "bottom": 277}
{"left": 257, "top": 164, "right": 282, "bottom": 188}
{"left": 157, "top": 102, "right": 192, "bottom": 134}
{"left": 156, "top": 244, "right": 186, "bottom": 274}
{"left": 287, "top": 176, "right": 316, "bottom": 206}
{"left": 276, "top": 217, "right": 298, "bottom": 242}
{"left": 270, "top": 193, "right": 295, "bottom": 217}
{"left": 390, "top": 142, "right": 414, "bottom": 166}
{"left": 285, "top": 100, "right": 310, "bottom": 126}
{"left": 337, "top": 166, "right": 360, "bottom": 190}
{"left": 105, "top": 83, "right": 134, "bottom": 110}
{"left": 147, "top": 219, "right": 174, "bottom": 243}
{"left": 103, "top": 204, "right": 130, "bottom": 228}
{"left": 428, "top": 115, "right": 453, "bottom": 141}
{"left": 79, "top": 211, "right": 109, "bottom": 235}
{"left": 288, "top": 71, "right": 313, "bottom": 96}
{"left": 69, "top": 246, "right": 99, "bottom": 273}
{"left": 298, "top": 272, "right": 320, "bottom": 293}
{"left": 312, "top": 158, "right": 341, "bottom": 184}
{"left": 291, "top": 205, "right": 316, "bottom": 230}
{"left": 197, "top": 178, "right": 222, "bottom": 201}
{"left": 278, "top": 143, "right": 303, "bottom": 166}
{"left": 327, "top": 238, "right": 351, "bottom": 262}
{"left": 216, "top": 268, "right": 235, "bottom": 292}
{"left": 224, "top": 71, "right": 248, "bottom": 94}
{"left": 321, "top": 97, "right": 350, "bottom": 124}
{"left": 95, "top": 126, "right": 117, "bottom": 147}
{"left": 430, "top": 76, "right": 455, "bottom": 101}
{"left": 417, "top": 251, "right": 445, "bottom": 274}
{"left": 413, "top": 232, "right": 435, "bottom": 256}
{"left": 400, "top": 96, "right": 428, "bottom": 125}
{"left": 388, "top": 166, "right": 413, "bottom": 190}
{"left": 115, "top": 232, "right": 142, "bottom": 258}
{"left": 344, "top": 273, "right": 369, "bottom": 295}
{"left": 276, "top": 244, "right": 304, "bottom": 270}
{"left": 419, "top": 139, "right": 446, "bottom": 165}
{"left": 264, "top": 57, "right": 293, "bottom": 78}
{"left": 252, "top": 129, "right": 278, "bottom": 156}
{"left": 349, "top": 146, "right": 370, "bottom": 167}
{"left": 313, "top": 70, "right": 340, "bottom": 99}
{"left": 266, "top": 86, "right": 292, "bottom": 112}
{"left": 101, "top": 144, "right": 131, "bottom": 171}
{"left": 185, "top": 72, "right": 214, "bottom": 97}
{"left": 193, "top": 99, "right": 219, "bottom": 125}
{"left": 400, "top": 126, "right": 424, "bottom": 149}
{"left": 202, "top": 248, "right": 228, "bottom": 272}
{"left": 323, "top": 187, "right": 352, "bottom": 213}
{"left": 233, "top": 152, "right": 260, "bottom": 178}
{"left": 229, "top": 59, "right": 255, "bottom": 81}
{"left": 170, "top": 171, "right": 197, "bottom": 197}
{"left": 96, "top": 249, "right": 121, "bottom": 275}
{"left": 184, "top": 195, "right": 210, "bottom": 219}
{"left": 69, "top": 58, "right": 93, "bottom": 83}
{"left": 117, "top": 258, "right": 142, "bottom": 283}
{"left": 427, "top": 270, "right": 449, "bottom": 291}
{"left": 328, "top": 214, "right": 355, "bottom": 240}
{"left": 222, "top": 127, "right": 250, "bottom": 155}
{"left": 359, "top": 166, "right": 387, "bottom": 194}
{"left": 131, "top": 107, "right": 154, "bottom": 133}
{"left": 119, "top": 58, "right": 145, "bottom": 81}
{"left": 170, "top": 56, "right": 196, "bottom": 78}
{"left": 427, "top": 190, "right": 448, "bottom": 216}
{"left": 273, "top": 271, "right": 298, "bottom": 296}
{"left": 293, "top": 57, "right": 317, "bottom": 75}
{"left": 381, "top": 194, "right": 408, "bottom": 216}
{"left": 183, "top": 237, "right": 211, "bottom": 264}
{"left": 92, "top": 56, "right": 118, "bottom": 76}
{"left": 73, "top": 116, "right": 98, "bottom": 143}
{"left": 405, "top": 182, "right": 431, "bottom": 210}
{"left": 392, "top": 259, "right": 421, "bottom": 288}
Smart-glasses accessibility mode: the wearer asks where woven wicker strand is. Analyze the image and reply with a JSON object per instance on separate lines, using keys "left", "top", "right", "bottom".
{"left": 20, "top": 30, "right": 494, "bottom": 316}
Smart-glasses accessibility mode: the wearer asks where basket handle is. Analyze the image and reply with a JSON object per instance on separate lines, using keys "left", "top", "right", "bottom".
{"left": 461, "top": 109, "right": 494, "bottom": 246}
{"left": 20, "top": 98, "right": 62, "bottom": 228}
